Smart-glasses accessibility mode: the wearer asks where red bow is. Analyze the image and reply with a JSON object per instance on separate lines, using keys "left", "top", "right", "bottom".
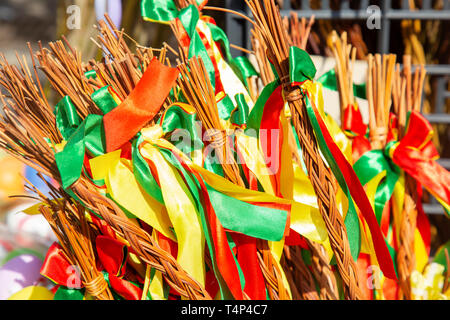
{"left": 41, "top": 236, "right": 143, "bottom": 300}
{"left": 343, "top": 104, "right": 371, "bottom": 163}
{"left": 387, "top": 111, "right": 450, "bottom": 209}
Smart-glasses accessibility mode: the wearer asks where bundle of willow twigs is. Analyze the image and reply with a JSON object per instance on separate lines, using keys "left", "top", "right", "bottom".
{"left": 391, "top": 56, "right": 426, "bottom": 300}
{"left": 0, "top": 0, "right": 448, "bottom": 302}
{"left": 246, "top": 0, "right": 362, "bottom": 300}
{"left": 330, "top": 31, "right": 357, "bottom": 126}
{"left": 0, "top": 18, "right": 211, "bottom": 300}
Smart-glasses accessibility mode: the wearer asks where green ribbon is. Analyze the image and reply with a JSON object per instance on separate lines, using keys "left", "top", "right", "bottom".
{"left": 132, "top": 135, "right": 164, "bottom": 204}
{"left": 354, "top": 150, "right": 400, "bottom": 224}
{"left": 157, "top": 146, "right": 234, "bottom": 299}
{"left": 141, "top": 0, "right": 179, "bottom": 22}
{"left": 159, "top": 104, "right": 204, "bottom": 154}
{"left": 55, "top": 114, "right": 106, "bottom": 189}
{"left": 229, "top": 56, "right": 259, "bottom": 90}
{"left": 91, "top": 86, "right": 118, "bottom": 115}
{"left": 433, "top": 240, "right": 450, "bottom": 273}
{"left": 140, "top": 0, "right": 206, "bottom": 23}
{"left": 303, "top": 93, "right": 361, "bottom": 260}
{"left": 231, "top": 94, "right": 250, "bottom": 127}
{"left": 1, "top": 248, "right": 44, "bottom": 266}
{"left": 317, "top": 69, "right": 367, "bottom": 100}
{"left": 54, "top": 96, "right": 82, "bottom": 141}
{"left": 226, "top": 234, "right": 246, "bottom": 291}
{"left": 289, "top": 47, "right": 360, "bottom": 259}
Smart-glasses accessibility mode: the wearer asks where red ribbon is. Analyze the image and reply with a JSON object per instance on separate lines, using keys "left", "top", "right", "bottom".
{"left": 166, "top": 150, "right": 244, "bottom": 299}
{"left": 259, "top": 85, "right": 284, "bottom": 198}
{"left": 387, "top": 112, "right": 431, "bottom": 254}
{"left": 41, "top": 237, "right": 143, "bottom": 300}
{"left": 103, "top": 58, "right": 179, "bottom": 152}
{"left": 41, "top": 243, "right": 77, "bottom": 287}
{"left": 95, "top": 236, "right": 143, "bottom": 300}
{"left": 390, "top": 111, "right": 450, "bottom": 208}
{"left": 343, "top": 104, "right": 371, "bottom": 163}
{"left": 306, "top": 91, "right": 397, "bottom": 280}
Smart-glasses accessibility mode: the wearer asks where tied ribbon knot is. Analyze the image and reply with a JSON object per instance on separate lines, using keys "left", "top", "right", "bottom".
{"left": 204, "top": 129, "right": 227, "bottom": 149}
{"left": 286, "top": 46, "right": 397, "bottom": 279}
{"left": 384, "top": 111, "right": 450, "bottom": 214}
{"left": 41, "top": 237, "right": 143, "bottom": 300}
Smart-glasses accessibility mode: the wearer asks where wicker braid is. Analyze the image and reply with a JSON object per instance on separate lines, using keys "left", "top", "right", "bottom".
{"left": 84, "top": 273, "right": 111, "bottom": 299}
{"left": 285, "top": 85, "right": 362, "bottom": 300}
{"left": 307, "top": 240, "right": 339, "bottom": 300}
{"left": 397, "top": 175, "right": 418, "bottom": 300}
{"left": 282, "top": 245, "right": 319, "bottom": 300}
{"left": 72, "top": 181, "right": 211, "bottom": 300}
{"left": 256, "top": 240, "right": 291, "bottom": 300}
{"left": 246, "top": 0, "right": 362, "bottom": 299}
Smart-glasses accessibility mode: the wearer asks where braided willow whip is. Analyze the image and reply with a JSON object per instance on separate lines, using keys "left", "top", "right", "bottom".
{"left": 38, "top": 196, "right": 114, "bottom": 300}
{"left": 177, "top": 56, "right": 290, "bottom": 300}
{"left": 72, "top": 180, "right": 212, "bottom": 300}
{"left": 246, "top": 0, "right": 362, "bottom": 299}
{"left": 282, "top": 246, "right": 318, "bottom": 300}
{"left": 0, "top": 41, "right": 211, "bottom": 301}
{"left": 391, "top": 56, "right": 426, "bottom": 300}
{"left": 253, "top": 17, "right": 340, "bottom": 300}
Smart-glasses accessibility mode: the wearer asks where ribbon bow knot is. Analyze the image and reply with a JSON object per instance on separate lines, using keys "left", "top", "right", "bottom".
{"left": 385, "top": 111, "right": 450, "bottom": 214}
{"left": 41, "top": 236, "right": 143, "bottom": 300}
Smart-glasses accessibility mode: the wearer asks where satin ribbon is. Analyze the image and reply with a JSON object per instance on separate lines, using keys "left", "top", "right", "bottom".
{"left": 95, "top": 0, "right": 122, "bottom": 29}
{"left": 386, "top": 111, "right": 450, "bottom": 215}
{"left": 287, "top": 46, "right": 396, "bottom": 279}
{"left": 354, "top": 150, "right": 400, "bottom": 224}
{"left": 317, "top": 68, "right": 367, "bottom": 100}
{"left": 41, "top": 238, "right": 143, "bottom": 300}
{"left": 139, "top": 142, "right": 206, "bottom": 286}
{"left": 141, "top": 0, "right": 207, "bottom": 24}
{"left": 54, "top": 96, "right": 82, "bottom": 141}
{"left": 103, "top": 58, "right": 179, "bottom": 152}
{"left": 55, "top": 114, "right": 105, "bottom": 189}
{"left": 342, "top": 104, "right": 371, "bottom": 163}
{"left": 410, "top": 263, "right": 449, "bottom": 300}
{"left": 7, "top": 286, "right": 54, "bottom": 300}
{"left": 159, "top": 102, "right": 204, "bottom": 154}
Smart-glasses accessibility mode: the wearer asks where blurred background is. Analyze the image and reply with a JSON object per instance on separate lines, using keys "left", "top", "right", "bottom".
{"left": 0, "top": 0, "right": 448, "bottom": 259}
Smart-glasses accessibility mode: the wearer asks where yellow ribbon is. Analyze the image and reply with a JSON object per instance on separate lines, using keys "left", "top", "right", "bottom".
{"left": 8, "top": 286, "right": 54, "bottom": 300}
{"left": 140, "top": 142, "right": 206, "bottom": 287}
